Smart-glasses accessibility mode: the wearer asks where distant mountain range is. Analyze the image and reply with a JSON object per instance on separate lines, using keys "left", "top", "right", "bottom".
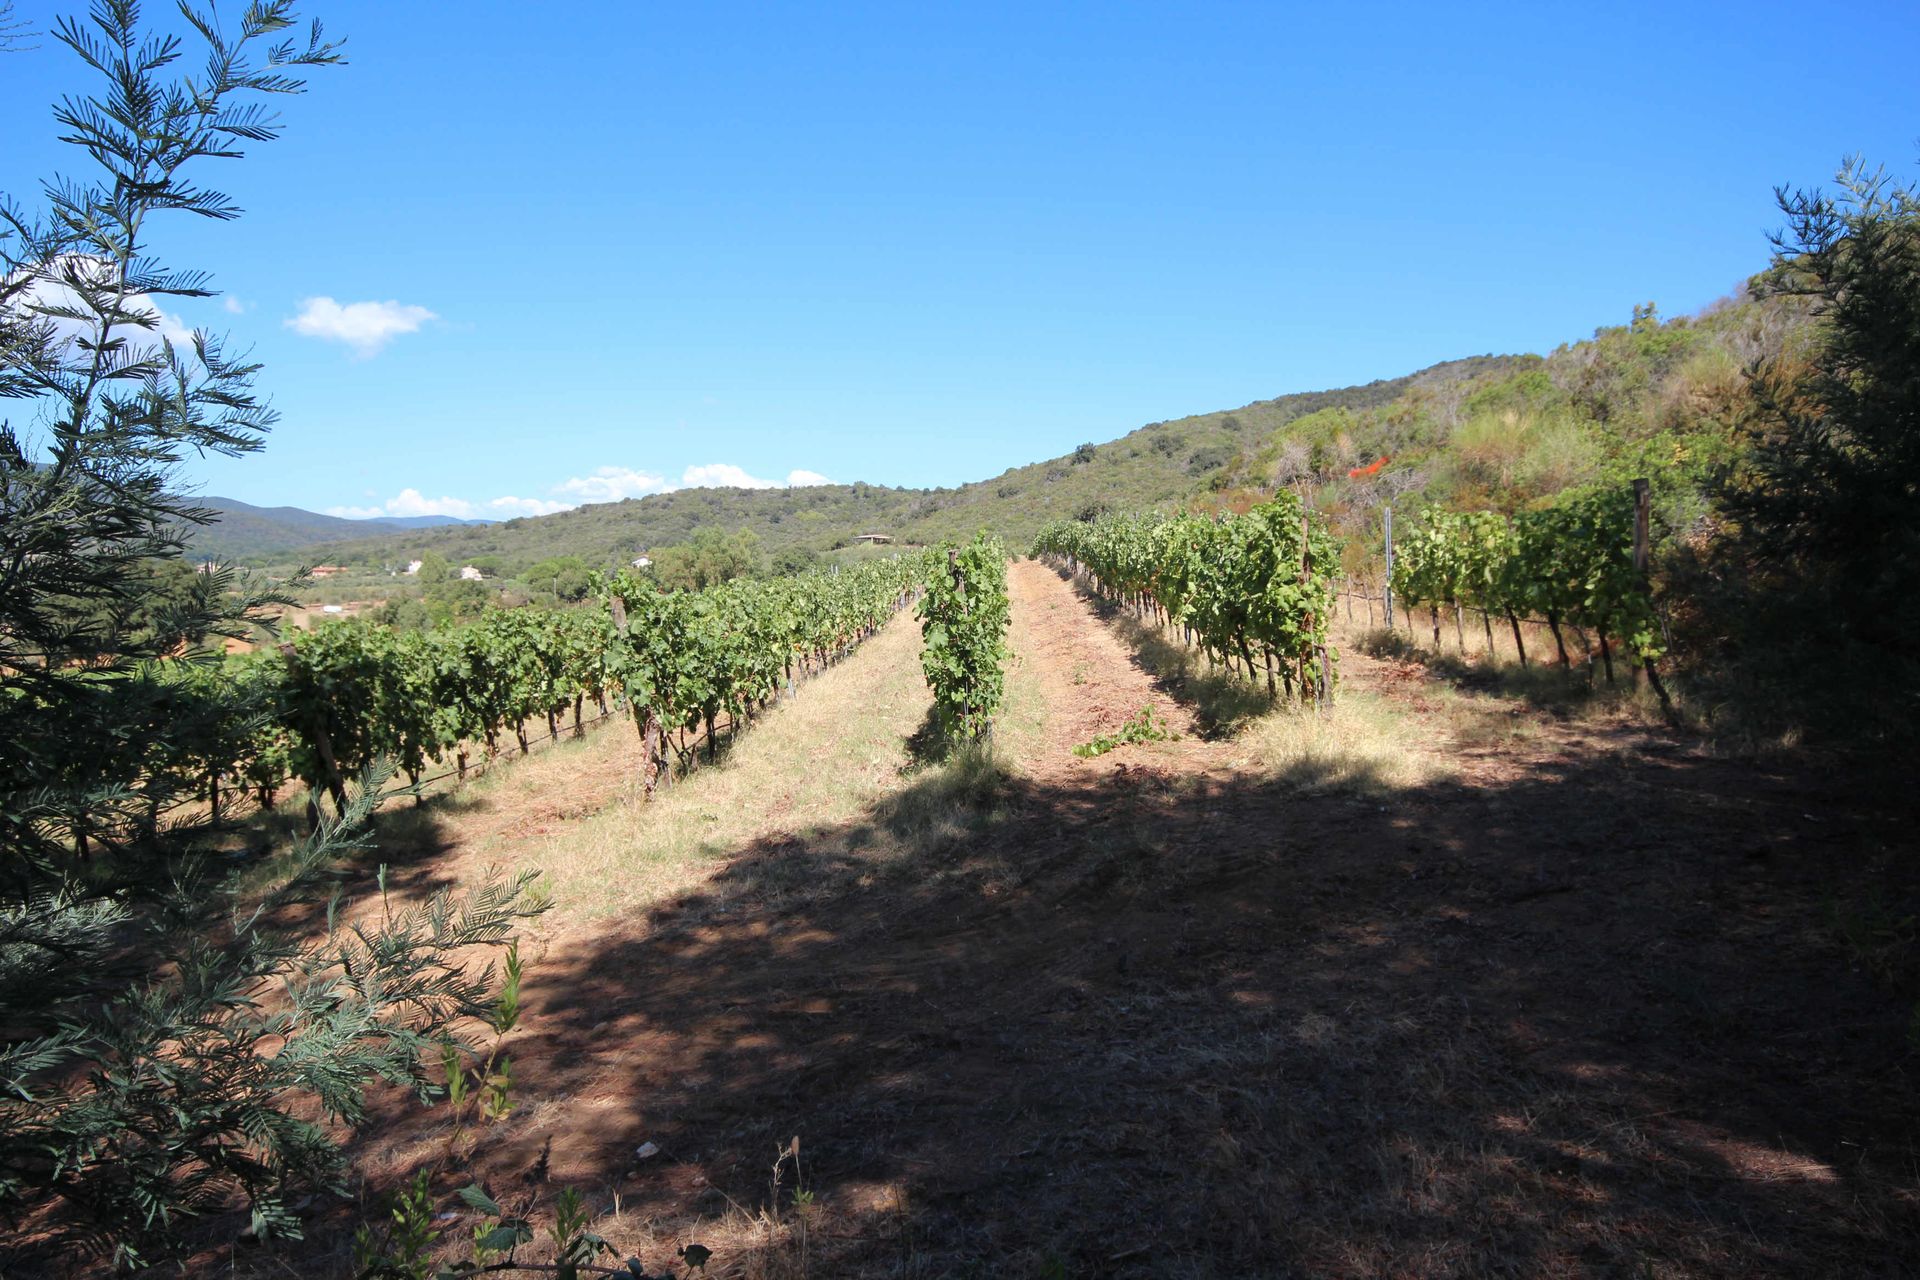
{"left": 184, "top": 497, "right": 492, "bottom": 561}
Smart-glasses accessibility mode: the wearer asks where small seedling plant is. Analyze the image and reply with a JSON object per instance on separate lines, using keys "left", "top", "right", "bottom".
{"left": 351, "top": 944, "right": 712, "bottom": 1280}
{"left": 1073, "top": 705, "right": 1178, "bottom": 757}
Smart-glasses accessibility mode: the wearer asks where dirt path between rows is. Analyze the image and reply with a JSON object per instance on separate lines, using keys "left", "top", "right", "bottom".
{"left": 1004, "top": 555, "right": 1213, "bottom": 782}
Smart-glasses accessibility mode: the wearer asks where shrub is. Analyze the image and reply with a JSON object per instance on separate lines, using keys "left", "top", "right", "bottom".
{"left": 1186, "top": 445, "right": 1234, "bottom": 476}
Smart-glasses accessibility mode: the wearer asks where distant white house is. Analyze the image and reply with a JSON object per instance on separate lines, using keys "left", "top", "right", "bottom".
{"left": 321, "top": 604, "right": 344, "bottom": 615}
{"left": 459, "top": 565, "right": 484, "bottom": 581}
{"left": 631, "top": 555, "right": 652, "bottom": 569}
{"left": 404, "top": 559, "right": 423, "bottom": 576}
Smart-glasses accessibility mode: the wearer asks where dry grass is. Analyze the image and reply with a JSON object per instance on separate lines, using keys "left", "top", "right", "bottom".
{"left": 991, "top": 583, "right": 1058, "bottom": 764}
{"left": 1349, "top": 619, "right": 1677, "bottom": 727}
{"left": 1088, "top": 602, "right": 1449, "bottom": 794}
{"left": 221, "top": 710, "right": 642, "bottom": 917}
{"left": 521, "top": 611, "right": 948, "bottom": 928}
{"left": 1238, "top": 688, "right": 1448, "bottom": 793}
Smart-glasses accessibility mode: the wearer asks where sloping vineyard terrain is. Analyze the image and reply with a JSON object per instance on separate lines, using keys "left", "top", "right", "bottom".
{"left": 237, "top": 552, "right": 1917, "bottom": 1279}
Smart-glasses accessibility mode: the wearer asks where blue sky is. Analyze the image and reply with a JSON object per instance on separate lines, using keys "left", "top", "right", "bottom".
{"left": 4, "top": 1, "right": 1917, "bottom": 518}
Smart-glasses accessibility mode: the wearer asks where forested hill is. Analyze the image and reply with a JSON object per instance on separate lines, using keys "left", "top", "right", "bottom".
{"left": 182, "top": 498, "right": 490, "bottom": 561}
{"left": 223, "top": 354, "right": 1523, "bottom": 570}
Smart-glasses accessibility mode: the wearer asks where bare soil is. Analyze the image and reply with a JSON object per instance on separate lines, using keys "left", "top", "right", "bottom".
{"left": 245, "top": 561, "right": 1920, "bottom": 1277}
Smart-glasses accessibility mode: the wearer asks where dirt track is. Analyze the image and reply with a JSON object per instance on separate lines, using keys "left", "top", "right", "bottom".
{"left": 1004, "top": 557, "right": 1209, "bottom": 782}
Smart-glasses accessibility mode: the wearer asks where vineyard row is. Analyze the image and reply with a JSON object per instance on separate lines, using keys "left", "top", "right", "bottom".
{"left": 62, "top": 556, "right": 928, "bottom": 849}
{"left": 1032, "top": 493, "right": 1340, "bottom": 703}
{"left": 1384, "top": 483, "right": 1673, "bottom": 702}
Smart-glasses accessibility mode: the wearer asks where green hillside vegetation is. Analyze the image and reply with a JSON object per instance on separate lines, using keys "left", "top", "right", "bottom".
{"left": 234, "top": 355, "right": 1529, "bottom": 576}
{"left": 258, "top": 481, "right": 917, "bottom": 574}
{"left": 1211, "top": 290, "right": 1810, "bottom": 574}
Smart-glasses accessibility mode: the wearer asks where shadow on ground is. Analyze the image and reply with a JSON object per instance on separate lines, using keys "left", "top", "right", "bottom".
{"left": 1351, "top": 620, "right": 1669, "bottom": 723}
{"left": 296, "top": 719, "right": 1920, "bottom": 1278}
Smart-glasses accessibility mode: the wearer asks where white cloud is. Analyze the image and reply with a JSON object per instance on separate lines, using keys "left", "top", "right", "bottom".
{"left": 676, "top": 464, "right": 834, "bottom": 490}
{"left": 323, "top": 462, "right": 832, "bottom": 523}
{"left": 137, "top": 298, "right": 195, "bottom": 347}
{"left": 680, "top": 463, "right": 777, "bottom": 490}
{"left": 5, "top": 256, "right": 197, "bottom": 354}
{"left": 325, "top": 488, "right": 475, "bottom": 520}
{"left": 286, "top": 296, "right": 436, "bottom": 356}
{"left": 551, "top": 465, "right": 671, "bottom": 504}
{"left": 222, "top": 296, "right": 248, "bottom": 315}
{"left": 386, "top": 489, "right": 476, "bottom": 518}
{"left": 326, "top": 490, "right": 571, "bottom": 521}
{"left": 487, "top": 495, "right": 572, "bottom": 517}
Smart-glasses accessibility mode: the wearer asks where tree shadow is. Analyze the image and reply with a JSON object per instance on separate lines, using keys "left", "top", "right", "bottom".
{"left": 231, "top": 782, "right": 501, "bottom": 945}
{"left": 293, "top": 725, "right": 1920, "bottom": 1278}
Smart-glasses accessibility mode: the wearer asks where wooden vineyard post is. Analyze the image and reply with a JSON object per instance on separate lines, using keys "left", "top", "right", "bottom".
{"left": 1383, "top": 506, "right": 1395, "bottom": 631}
{"left": 609, "top": 592, "right": 657, "bottom": 792}
{"left": 1303, "top": 510, "right": 1331, "bottom": 707}
{"left": 949, "top": 547, "right": 973, "bottom": 738}
{"left": 1631, "top": 477, "right": 1677, "bottom": 720}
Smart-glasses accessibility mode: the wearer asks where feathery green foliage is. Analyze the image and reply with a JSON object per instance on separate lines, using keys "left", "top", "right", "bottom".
{"left": 0, "top": 8, "right": 549, "bottom": 1268}
{"left": 1704, "top": 156, "right": 1920, "bottom": 738}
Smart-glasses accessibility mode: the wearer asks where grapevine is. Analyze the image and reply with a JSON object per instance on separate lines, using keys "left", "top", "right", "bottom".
{"left": 1389, "top": 485, "right": 1666, "bottom": 682}
{"left": 916, "top": 535, "right": 1011, "bottom": 742}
